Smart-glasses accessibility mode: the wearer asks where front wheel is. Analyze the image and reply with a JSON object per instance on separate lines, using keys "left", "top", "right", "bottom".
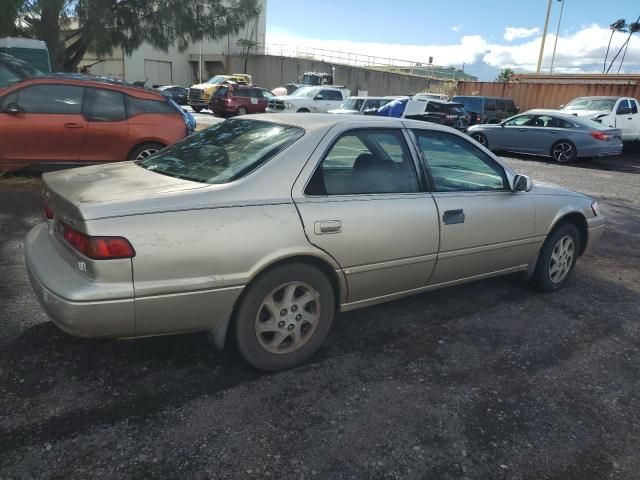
{"left": 237, "top": 106, "right": 248, "bottom": 116}
{"left": 551, "top": 140, "right": 577, "bottom": 163}
{"left": 532, "top": 222, "right": 580, "bottom": 292}
{"left": 296, "top": 108, "right": 310, "bottom": 113}
{"left": 233, "top": 263, "right": 335, "bottom": 371}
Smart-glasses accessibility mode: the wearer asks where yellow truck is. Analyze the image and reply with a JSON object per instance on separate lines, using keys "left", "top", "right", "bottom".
{"left": 188, "top": 73, "right": 253, "bottom": 112}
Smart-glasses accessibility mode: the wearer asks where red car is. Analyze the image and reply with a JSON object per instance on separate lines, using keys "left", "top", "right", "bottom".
{"left": 0, "top": 75, "right": 195, "bottom": 171}
{"left": 209, "top": 84, "right": 268, "bottom": 117}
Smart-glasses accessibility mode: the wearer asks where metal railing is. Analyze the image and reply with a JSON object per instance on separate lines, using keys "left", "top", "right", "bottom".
{"left": 257, "top": 43, "right": 474, "bottom": 81}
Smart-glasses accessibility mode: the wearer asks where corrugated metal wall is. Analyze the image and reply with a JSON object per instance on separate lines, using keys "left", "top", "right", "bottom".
{"left": 456, "top": 81, "right": 640, "bottom": 111}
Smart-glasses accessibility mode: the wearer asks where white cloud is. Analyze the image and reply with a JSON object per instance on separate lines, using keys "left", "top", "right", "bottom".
{"left": 266, "top": 25, "right": 640, "bottom": 78}
{"left": 504, "top": 27, "right": 541, "bottom": 42}
{"left": 451, "top": 25, "right": 463, "bottom": 32}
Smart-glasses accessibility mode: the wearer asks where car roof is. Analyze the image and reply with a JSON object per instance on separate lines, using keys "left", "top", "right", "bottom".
{"left": 3, "top": 75, "right": 167, "bottom": 99}
{"left": 240, "top": 113, "right": 402, "bottom": 130}
{"left": 569, "top": 96, "right": 620, "bottom": 100}
{"left": 524, "top": 109, "right": 587, "bottom": 119}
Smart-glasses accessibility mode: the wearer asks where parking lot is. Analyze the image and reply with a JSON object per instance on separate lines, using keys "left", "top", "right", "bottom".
{"left": 1, "top": 149, "right": 639, "bottom": 479}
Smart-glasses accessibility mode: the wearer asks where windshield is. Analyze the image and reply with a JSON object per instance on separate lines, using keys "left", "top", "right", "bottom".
{"left": 137, "top": 119, "right": 304, "bottom": 184}
{"left": 206, "top": 75, "right": 228, "bottom": 85}
{"left": 341, "top": 98, "right": 364, "bottom": 110}
{"left": 563, "top": 98, "right": 616, "bottom": 112}
{"left": 289, "top": 87, "right": 318, "bottom": 98}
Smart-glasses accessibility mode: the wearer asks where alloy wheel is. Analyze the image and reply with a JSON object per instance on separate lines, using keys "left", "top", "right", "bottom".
{"left": 549, "top": 235, "right": 575, "bottom": 283}
{"left": 135, "top": 148, "right": 158, "bottom": 160}
{"left": 552, "top": 142, "right": 574, "bottom": 162}
{"left": 472, "top": 133, "right": 487, "bottom": 146}
{"left": 255, "top": 281, "right": 321, "bottom": 355}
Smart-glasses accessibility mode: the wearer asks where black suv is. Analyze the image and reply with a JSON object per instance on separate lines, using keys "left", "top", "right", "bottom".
{"left": 452, "top": 96, "right": 519, "bottom": 125}
{"left": 405, "top": 100, "right": 470, "bottom": 131}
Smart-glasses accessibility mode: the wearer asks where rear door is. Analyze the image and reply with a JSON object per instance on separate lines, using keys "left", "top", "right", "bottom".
{"left": 292, "top": 126, "right": 440, "bottom": 305}
{"left": 411, "top": 129, "right": 535, "bottom": 284}
{"left": 80, "top": 87, "right": 129, "bottom": 162}
{"left": 0, "top": 83, "right": 86, "bottom": 166}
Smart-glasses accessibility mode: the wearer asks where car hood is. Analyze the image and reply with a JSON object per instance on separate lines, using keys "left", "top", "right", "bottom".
{"left": 561, "top": 109, "right": 607, "bottom": 118}
{"left": 328, "top": 108, "right": 358, "bottom": 114}
{"left": 189, "top": 83, "right": 220, "bottom": 91}
{"left": 530, "top": 179, "right": 589, "bottom": 199}
{"left": 43, "top": 162, "right": 210, "bottom": 221}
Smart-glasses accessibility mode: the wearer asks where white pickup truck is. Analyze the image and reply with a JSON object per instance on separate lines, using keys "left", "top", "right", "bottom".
{"left": 267, "top": 86, "right": 349, "bottom": 113}
{"left": 561, "top": 96, "right": 640, "bottom": 142}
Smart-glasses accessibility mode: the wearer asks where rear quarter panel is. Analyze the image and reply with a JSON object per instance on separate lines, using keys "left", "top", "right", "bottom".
{"left": 127, "top": 113, "right": 186, "bottom": 151}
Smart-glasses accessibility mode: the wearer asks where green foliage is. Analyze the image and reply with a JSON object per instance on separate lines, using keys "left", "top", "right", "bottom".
{"left": 6, "top": 0, "right": 260, "bottom": 72}
{"left": 496, "top": 67, "right": 515, "bottom": 82}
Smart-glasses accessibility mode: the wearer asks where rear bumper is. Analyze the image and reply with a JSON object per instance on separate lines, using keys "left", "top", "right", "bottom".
{"left": 579, "top": 143, "right": 623, "bottom": 158}
{"left": 25, "top": 223, "right": 135, "bottom": 337}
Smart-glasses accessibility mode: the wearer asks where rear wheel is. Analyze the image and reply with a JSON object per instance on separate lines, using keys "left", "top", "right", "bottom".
{"left": 532, "top": 222, "right": 580, "bottom": 292}
{"left": 128, "top": 142, "right": 165, "bottom": 161}
{"left": 296, "top": 108, "right": 310, "bottom": 113}
{"left": 471, "top": 132, "right": 488, "bottom": 148}
{"left": 233, "top": 263, "right": 335, "bottom": 371}
{"left": 551, "top": 140, "right": 577, "bottom": 163}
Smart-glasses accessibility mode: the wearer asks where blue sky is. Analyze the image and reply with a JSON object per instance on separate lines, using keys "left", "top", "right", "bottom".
{"left": 265, "top": 0, "right": 640, "bottom": 80}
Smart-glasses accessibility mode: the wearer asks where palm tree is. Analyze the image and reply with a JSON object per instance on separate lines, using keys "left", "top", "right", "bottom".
{"left": 617, "top": 19, "right": 640, "bottom": 73}
{"left": 603, "top": 19, "right": 627, "bottom": 74}
{"left": 496, "top": 67, "right": 515, "bottom": 82}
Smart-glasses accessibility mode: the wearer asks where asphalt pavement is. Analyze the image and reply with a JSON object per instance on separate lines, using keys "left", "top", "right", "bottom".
{"left": 1, "top": 151, "right": 639, "bottom": 479}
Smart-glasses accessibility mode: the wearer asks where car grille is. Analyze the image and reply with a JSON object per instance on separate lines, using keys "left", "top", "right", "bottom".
{"left": 268, "top": 99, "right": 286, "bottom": 111}
{"left": 189, "top": 88, "right": 203, "bottom": 102}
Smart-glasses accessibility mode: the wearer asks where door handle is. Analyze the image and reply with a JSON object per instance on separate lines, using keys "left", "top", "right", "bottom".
{"left": 314, "top": 220, "right": 342, "bottom": 234}
{"left": 443, "top": 209, "right": 465, "bottom": 225}
{"left": 64, "top": 123, "right": 83, "bottom": 129}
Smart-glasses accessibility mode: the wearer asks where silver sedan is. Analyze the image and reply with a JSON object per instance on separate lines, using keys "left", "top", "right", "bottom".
{"left": 467, "top": 109, "right": 623, "bottom": 162}
{"left": 26, "top": 114, "right": 605, "bottom": 371}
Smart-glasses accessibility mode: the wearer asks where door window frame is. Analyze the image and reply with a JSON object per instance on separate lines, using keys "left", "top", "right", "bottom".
{"left": 4, "top": 83, "right": 88, "bottom": 115}
{"left": 303, "top": 127, "right": 429, "bottom": 197}
{"left": 83, "top": 87, "right": 128, "bottom": 122}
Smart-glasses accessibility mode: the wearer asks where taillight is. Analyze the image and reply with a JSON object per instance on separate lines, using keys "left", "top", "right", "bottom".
{"left": 59, "top": 222, "right": 135, "bottom": 259}
{"left": 591, "top": 131, "right": 611, "bottom": 141}
{"left": 44, "top": 205, "right": 54, "bottom": 219}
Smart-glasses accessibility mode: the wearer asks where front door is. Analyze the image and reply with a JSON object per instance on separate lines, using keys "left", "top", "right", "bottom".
{"left": 492, "top": 114, "right": 536, "bottom": 151}
{"left": 411, "top": 129, "right": 535, "bottom": 285}
{"left": 293, "top": 127, "right": 440, "bottom": 305}
{"left": 0, "top": 84, "right": 86, "bottom": 167}
{"left": 615, "top": 99, "right": 640, "bottom": 141}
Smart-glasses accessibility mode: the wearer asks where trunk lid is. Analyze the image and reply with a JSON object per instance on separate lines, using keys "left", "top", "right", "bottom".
{"left": 43, "top": 162, "right": 209, "bottom": 221}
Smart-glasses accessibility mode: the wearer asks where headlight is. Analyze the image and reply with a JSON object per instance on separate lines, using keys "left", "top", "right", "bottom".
{"left": 591, "top": 201, "right": 600, "bottom": 216}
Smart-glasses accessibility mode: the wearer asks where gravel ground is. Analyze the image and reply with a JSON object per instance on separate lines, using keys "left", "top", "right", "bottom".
{"left": 1, "top": 151, "right": 639, "bottom": 480}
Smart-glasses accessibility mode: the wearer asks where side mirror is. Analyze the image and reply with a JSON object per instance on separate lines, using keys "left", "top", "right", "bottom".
{"left": 314, "top": 94, "right": 324, "bottom": 100}
{"left": 512, "top": 174, "right": 532, "bottom": 192}
{"left": 3, "top": 102, "right": 24, "bottom": 114}
{"left": 559, "top": 104, "right": 565, "bottom": 108}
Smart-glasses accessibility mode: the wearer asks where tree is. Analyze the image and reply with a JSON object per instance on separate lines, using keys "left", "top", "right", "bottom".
{"left": 4, "top": 0, "right": 260, "bottom": 72}
{"left": 496, "top": 67, "right": 515, "bottom": 82}
{"left": 236, "top": 14, "right": 259, "bottom": 73}
{"left": 603, "top": 19, "right": 627, "bottom": 74}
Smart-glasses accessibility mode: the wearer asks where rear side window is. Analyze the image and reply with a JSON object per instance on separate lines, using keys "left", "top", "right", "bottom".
{"left": 126, "top": 96, "right": 175, "bottom": 115}
{"left": 484, "top": 99, "right": 496, "bottom": 112}
{"left": 87, "top": 88, "right": 126, "bottom": 121}
{"left": 326, "top": 90, "right": 343, "bottom": 101}
{"left": 14, "top": 84, "right": 84, "bottom": 114}
{"left": 305, "top": 129, "right": 419, "bottom": 195}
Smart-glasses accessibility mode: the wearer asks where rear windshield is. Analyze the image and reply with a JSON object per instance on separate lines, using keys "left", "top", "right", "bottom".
{"left": 452, "top": 96, "right": 483, "bottom": 113}
{"left": 136, "top": 119, "right": 304, "bottom": 184}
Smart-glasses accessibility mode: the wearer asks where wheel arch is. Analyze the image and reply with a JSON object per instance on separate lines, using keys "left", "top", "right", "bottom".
{"left": 209, "top": 253, "right": 346, "bottom": 351}
{"left": 548, "top": 211, "right": 588, "bottom": 256}
{"left": 127, "top": 141, "right": 166, "bottom": 160}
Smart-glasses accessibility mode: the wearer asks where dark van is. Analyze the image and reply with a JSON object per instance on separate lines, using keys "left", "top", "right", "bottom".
{"left": 452, "top": 96, "right": 519, "bottom": 125}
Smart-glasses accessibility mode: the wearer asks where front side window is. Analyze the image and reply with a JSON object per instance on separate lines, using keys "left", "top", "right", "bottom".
{"left": 15, "top": 84, "right": 84, "bottom": 114}
{"left": 530, "top": 115, "right": 574, "bottom": 128}
{"left": 87, "top": 88, "right": 126, "bottom": 121}
{"left": 504, "top": 114, "right": 534, "bottom": 126}
{"left": 631, "top": 100, "right": 639, "bottom": 114}
{"left": 305, "top": 129, "right": 419, "bottom": 196}
{"left": 137, "top": 119, "right": 304, "bottom": 184}
{"left": 413, "top": 130, "right": 507, "bottom": 192}
{"left": 616, "top": 100, "right": 631, "bottom": 114}
{"left": 484, "top": 99, "right": 496, "bottom": 112}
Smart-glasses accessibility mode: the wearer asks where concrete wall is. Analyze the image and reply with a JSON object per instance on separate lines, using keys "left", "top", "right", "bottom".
{"left": 225, "top": 55, "right": 453, "bottom": 96}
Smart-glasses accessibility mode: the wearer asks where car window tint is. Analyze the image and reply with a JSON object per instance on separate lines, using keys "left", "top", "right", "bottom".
{"left": 364, "top": 99, "right": 381, "bottom": 110}
{"left": 413, "top": 130, "right": 507, "bottom": 192}
{"left": 216, "top": 86, "right": 229, "bottom": 97}
{"left": 496, "top": 100, "right": 506, "bottom": 112}
{"left": 89, "top": 88, "right": 126, "bottom": 121}
{"left": 631, "top": 100, "right": 639, "bottom": 114}
{"left": 504, "top": 114, "right": 534, "bottom": 126}
{"left": 616, "top": 100, "right": 629, "bottom": 114}
{"left": 127, "top": 96, "right": 174, "bottom": 115}
{"left": 322, "top": 90, "right": 342, "bottom": 101}
{"left": 305, "top": 129, "right": 419, "bottom": 195}
{"left": 505, "top": 101, "right": 517, "bottom": 114}
{"left": 532, "top": 115, "right": 575, "bottom": 128}
{"left": 484, "top": 99, "right": 496, "bottom": 112}
{"left": 17, "top": 84, "right": 84, "bottom": 114}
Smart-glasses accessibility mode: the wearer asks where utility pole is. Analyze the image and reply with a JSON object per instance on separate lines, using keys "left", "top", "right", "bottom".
{"left": 549, "top": 0, "right": 565, "bottom": 74}
{"left": 536, "top": 0, "right": 553, "bottom": 73}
